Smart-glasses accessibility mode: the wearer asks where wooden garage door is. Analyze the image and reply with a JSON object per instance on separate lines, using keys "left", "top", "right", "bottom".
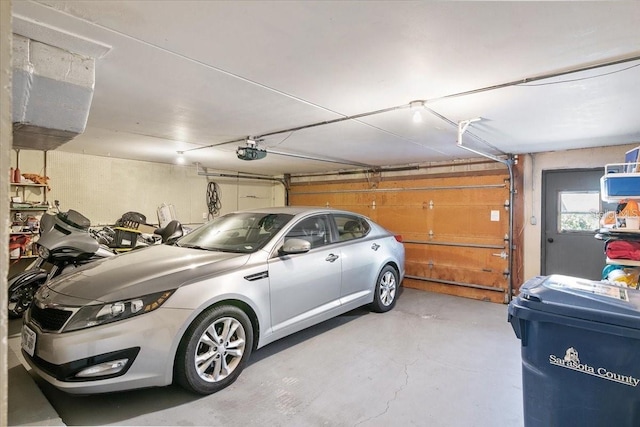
{"left": 289, "top": 169, "right": 517, "bottom": 303}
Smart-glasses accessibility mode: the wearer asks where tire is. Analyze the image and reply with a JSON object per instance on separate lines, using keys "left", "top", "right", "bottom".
{"left": 8, "top": 277, "right": 46, "bottom": 319}
{"left": 175, "top": 305, "right": 253, "bottom": 395}
{"left": 370, "top": 265, "right": 399, "bottom": 313}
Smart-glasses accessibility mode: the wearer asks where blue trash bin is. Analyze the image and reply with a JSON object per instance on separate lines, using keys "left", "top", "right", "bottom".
{"left": 508, "top": 274, "right": 640, "bottom": 427}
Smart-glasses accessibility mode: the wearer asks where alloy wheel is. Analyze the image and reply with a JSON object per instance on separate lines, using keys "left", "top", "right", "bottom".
{"left": 194, "top": 316, "right": 246, "bottom": 383}
{"left": 379, "top": 270, "right": 397, "bottom": 306}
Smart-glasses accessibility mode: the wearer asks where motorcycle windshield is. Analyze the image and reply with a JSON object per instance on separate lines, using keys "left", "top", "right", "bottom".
{"left": 59, "top": 210, "right": 91, "bottom": 230}
{"left": 37, "top": 214, "right": 99, "bottom": 254}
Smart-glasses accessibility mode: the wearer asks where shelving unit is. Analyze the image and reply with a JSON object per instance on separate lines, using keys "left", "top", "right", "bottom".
{"left": 10, "top": 184, "right": 48, "bottom": 259}
{"left": 9, "top": 150, "right": 50, "bottom": 260}
{"left": 597, "top": 161, "right": 640, "bottom": 287}
{"left": 606, "top": 258, "right": 640, "bottom": 267}
{"left": 11, "top": 182, "right": 48, "bottom": 200}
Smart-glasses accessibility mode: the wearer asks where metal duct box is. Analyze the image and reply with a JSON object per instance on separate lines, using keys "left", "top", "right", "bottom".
{"left": 12, "top": 34, "right": 96, "bottom": 150}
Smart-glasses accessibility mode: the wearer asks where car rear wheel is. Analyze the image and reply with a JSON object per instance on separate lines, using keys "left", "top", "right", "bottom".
{"left": 370, "top": 265, "right": 398, "bottom": 313}
{"left": 175, "top": 305, "right": 253, "bottom": 394}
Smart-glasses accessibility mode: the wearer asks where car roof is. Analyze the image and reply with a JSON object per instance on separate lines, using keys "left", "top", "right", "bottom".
{"left": 237, "top": 206, "right": 365, "bottom": 218}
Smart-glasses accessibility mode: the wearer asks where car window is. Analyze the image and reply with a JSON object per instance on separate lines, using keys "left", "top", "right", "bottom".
{"left": 178, "top": 212, "right": 293, "bottom": 253}
{"left": 285, "top": 215, "right": 331, "bottom": 249}
{"left": 334, "top": 214, "right": 370, "bottom": 241}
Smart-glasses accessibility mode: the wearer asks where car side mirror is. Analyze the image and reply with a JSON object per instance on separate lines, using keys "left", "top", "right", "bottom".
{"left": 280, "top": 238, "right": 311, "bottom": 255}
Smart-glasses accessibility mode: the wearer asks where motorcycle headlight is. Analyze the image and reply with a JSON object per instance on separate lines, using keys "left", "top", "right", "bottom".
{"left": 64, "top": 290, "right": 175, "bottom": 332}
{"left": 37, "top": 245, "right": 50, "bottom": 260}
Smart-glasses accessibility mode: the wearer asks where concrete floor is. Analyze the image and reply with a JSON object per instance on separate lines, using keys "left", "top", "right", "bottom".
{"left": 8, "top": 288, "right": 524, "bottom": 426}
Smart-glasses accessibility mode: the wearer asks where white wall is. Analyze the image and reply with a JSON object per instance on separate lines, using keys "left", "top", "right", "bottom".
{"left": 10, "top": 150, "right": 285, "bottom": 227}
{"left": 1, "top": 0, "right": 12, "bottom": 422}
{"left": 522, "top": 143, "right": 639, "bottom": 280}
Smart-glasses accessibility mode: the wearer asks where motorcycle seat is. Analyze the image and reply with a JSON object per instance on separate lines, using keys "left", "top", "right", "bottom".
{"left": 155, "top": 220, "right": 184, "bottom": 244}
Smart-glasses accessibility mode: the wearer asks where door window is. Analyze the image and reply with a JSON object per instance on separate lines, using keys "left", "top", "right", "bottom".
{"left": 285, "top": 216, "right": 331, "bottom": 249}
{"left": 333, "top": 214, "right": 370, "bottom": 241}
{"left": 558, "top": 191, "right": 600, "bottom": 232}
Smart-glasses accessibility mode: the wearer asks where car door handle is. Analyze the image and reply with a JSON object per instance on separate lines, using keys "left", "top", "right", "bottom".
{"left": 371, "top": 243, "right": 380, "bottom": 251}
{"left": 325, "top": 254, "right": 339, "bottom": 262}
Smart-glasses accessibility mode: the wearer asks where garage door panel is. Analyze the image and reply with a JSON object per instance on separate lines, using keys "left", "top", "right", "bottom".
{"left": 404, "top": 236, "right": 506, "bottom": 248}
{"left": 381, "top": 173, "right": 506, "bottom": 188}
{"left": 406, "top": 261, "right": 507, "bottom": 288}
{"left": 371, "top": 210, "right": 506, "bottom": 239}
{"left": 432, "top": 207, "right": 506, "bottom": 237}
{"left": 401, "top": 232, "right": 506, "bottom": 247}
{"left": 403, "top": 278, "right": 506, "bottom": 303}
{"left": 405, "top": 245, "right": 507, "bottom": 272}
{"left": 373, "top": 189, "right": 507, "bottom": 208}
{"left": 374, "top": 206, "right": 432, "bottom": 232}
{"left": 405, "top": 192, "right": 506, "bottom": 208}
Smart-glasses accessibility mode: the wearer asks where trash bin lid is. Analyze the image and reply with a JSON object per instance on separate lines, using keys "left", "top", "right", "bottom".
{"left": 513, "top": 274, "right": 640, "bottom": 330}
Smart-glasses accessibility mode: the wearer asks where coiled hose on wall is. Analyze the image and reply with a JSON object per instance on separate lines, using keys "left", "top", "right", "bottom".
{"left": 207, "top": 181, "right": 222, "bottom": 220}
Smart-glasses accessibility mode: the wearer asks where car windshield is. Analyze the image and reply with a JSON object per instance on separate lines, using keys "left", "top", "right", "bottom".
{"left": 177, "top": 212, "right": 294, "bottom": 253}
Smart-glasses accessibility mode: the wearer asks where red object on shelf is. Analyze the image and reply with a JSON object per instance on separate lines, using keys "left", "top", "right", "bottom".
{"left": 13, "top": 166, "right": 21, "bottom": 183}
{"left": 606, "top": 240, "right": 640, "bottom": 261}
{"left": 9, "top": 234, "right": 31, "bottom": 261}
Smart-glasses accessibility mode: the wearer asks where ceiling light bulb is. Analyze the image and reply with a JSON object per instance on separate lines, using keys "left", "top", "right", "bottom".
{"left": 409, "top": 100, "right": 426, "bottom": 123}
{"left": 176, "top": 151, "right": 185, "bottom": 164}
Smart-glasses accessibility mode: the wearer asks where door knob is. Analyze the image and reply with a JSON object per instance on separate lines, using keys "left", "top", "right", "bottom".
{"left": 547, "top": 238, "right": 554, "bottom": 243}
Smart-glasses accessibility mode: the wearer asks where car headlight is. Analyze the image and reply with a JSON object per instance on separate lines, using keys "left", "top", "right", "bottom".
{"left": 64, "top": 290, "right": 175, "bottom": 332}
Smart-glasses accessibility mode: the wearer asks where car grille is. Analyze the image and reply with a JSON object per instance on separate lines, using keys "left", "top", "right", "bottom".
{"left": 30, "top": 305, "right": 73, "bottom": 331}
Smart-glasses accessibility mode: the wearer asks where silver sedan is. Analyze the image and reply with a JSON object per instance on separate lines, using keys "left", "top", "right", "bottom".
{"left": 21, "top": 207, "right": 405, "bottom": 394}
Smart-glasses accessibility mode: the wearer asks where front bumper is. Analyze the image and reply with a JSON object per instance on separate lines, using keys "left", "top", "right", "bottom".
{"left": 22, "top": 307, "right": 191, "bottom": 394}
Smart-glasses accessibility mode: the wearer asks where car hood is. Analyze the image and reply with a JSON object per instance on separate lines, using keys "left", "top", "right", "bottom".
{"left": 46, "top": 245, "right": 250, "bottom": 304}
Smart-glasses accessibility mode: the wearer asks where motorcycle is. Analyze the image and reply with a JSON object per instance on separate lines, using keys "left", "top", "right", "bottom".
{"left": 8, "top": 205, "right": 185, "bottom": 318}
{"left": 7, "top": 208, "right": 116, "bottom": 318}
{"left": 8, "top": 204, "right": 185, "bottom": 318}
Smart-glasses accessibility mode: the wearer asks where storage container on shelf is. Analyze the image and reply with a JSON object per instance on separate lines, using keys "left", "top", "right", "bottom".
{"left": 600, "top": 162, "right": 640, "bottom": 203}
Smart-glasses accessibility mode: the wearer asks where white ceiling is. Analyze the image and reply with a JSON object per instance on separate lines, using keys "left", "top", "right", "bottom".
{"left": 12, "top": 0, "right": 640, "bottom": 176}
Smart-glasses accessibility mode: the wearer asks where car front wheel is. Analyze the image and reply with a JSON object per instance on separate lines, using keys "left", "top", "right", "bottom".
{"left": 370, "top": 265, "right": 398, "bottom": 313}
{"left": 175, "top": 305, "right": 253, "bottom": 394}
